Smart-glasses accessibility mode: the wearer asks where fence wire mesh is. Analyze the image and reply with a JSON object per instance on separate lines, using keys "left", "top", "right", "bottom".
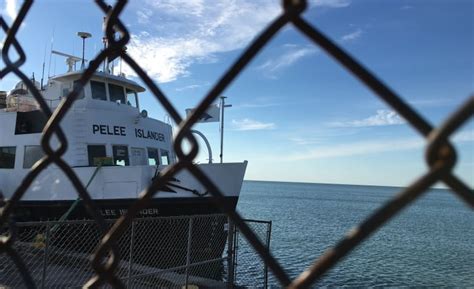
{"left": 0, "top": 215, "right": 269, "bottom": 288}
{"left": 232, "top": 220, "right": 272, "bottom": 289}
{"left": 1, "top": 0, "right": 473, "bottom": 288}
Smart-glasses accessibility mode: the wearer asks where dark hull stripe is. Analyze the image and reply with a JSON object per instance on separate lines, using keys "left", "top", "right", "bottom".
{"left": 11, "top": 196, "right": 239, "bottom": 222}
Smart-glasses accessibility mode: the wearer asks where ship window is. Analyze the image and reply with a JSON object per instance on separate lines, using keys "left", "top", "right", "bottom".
{"left": 23, "top": 146, "right": 44, "bottom": 168}
{"left": 62, "top": 88, "right": 70, "bottom": 98}
{"left": 131, "top": 147, "right": 147, "bottom": 166}
{"left": 91, "top": 81, "right": 107, "bottom": 101}
{"left": 88, "top": 145, "right": 107, "bottom": 166}
{"left": 109, "top": 84, "right": 125, "bottom": 104}
{"left": 73, "top": 80, "right": 85, "bottom": 99}
{"left": 15, "top": 111, "right": 47, "bottom": 134}
{"left": 112, "top": 145, "right": 129, "bottom": 166}
{"left": 147, "top": 148, "right": 159, "bottom": 166}
{"left": 0, "top": 147, "right": 16, "bottom": 169}
{"left": 126, "top": 88, "right": 137, "bottom": 108}
{"left": 160, "top": 149, "right": 170, "bottom": 166}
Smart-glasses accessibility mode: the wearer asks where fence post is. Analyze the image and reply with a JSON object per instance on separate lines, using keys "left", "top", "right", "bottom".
{"left": 264, "top": 221, "right": 272, "bottom": 289}
{"left": 235, "top": 224, "right": 240, "bottom": 283}
{"left": 185, "top": 216, "right": 194, "bottom": 288}
{"left": 41, "top": 222, "right": 51, "bottom": 289}
{"left": 127, "top": 219, "right": 135, "bottom": 288}
{"left": 226, "top": 217, "right": 235, "bottom": 289}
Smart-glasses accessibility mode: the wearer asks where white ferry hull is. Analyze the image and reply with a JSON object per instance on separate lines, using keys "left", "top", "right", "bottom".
{"left": 4, "top": 162, "right": 247, "bottom": 221}
{"left": 6, "top": 162, "right": 246, "bottom": 279}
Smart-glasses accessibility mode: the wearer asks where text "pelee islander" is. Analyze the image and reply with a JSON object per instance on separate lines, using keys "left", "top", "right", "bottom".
{"left": 92, "top": 124, "right": 165, "bottom": 142}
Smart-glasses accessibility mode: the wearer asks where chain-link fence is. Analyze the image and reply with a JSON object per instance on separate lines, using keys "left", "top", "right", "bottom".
{"left": 0, "top": 215, "right": 271, "bottom": 288}
{"left": 1, "top": 0, "right": 473, "bottom": 288}
{"left": 231, "top": 220, "right": 272, "bottom": 289}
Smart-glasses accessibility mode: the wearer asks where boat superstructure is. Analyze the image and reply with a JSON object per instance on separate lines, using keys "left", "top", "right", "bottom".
{"left": 0, "top": 60, "right": 247, "bottom": 222}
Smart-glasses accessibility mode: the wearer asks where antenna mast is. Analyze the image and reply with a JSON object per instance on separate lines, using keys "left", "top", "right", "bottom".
{"left": 219, "top": 96, "right": 232, "bottom": 163}
{"left": 77, "top": 32, "right": 92, "bottom": 70}
{"left": 41, "top": 44, "right": 46, "bottom": 90}
{"left": 47, "top": 27, "right": 55, "bottom": 79}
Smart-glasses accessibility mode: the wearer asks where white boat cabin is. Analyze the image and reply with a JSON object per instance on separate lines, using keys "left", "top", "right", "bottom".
{"left": 0, "top": 71, "right": 175, "bottom": 174}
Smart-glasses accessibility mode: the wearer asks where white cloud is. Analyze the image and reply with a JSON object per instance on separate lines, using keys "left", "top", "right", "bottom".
{"left": 6, "top": 0, "right": 17, "bottom": 20}
{"left": 329, "top": 110, "right": 406, "bottom": 127}
{"left": 408, "top": 98, "right": 453, "bottom": 107}
{"left": 285, "top": 138, "right": 423, "bottom": 161}
{"left": 341, "top": 28, "right": 363, "bottom": 42}
{"left": 122, "top": 0, "right": 281, "bottom": 83}
{"left": 136, "top": 9, "right": 152, "bottom": 24}
{"left": 233, "top": 96, "right": 287, "bottom": 109}
{"left": 256, "top": 45, "right": 318, "bottom": 78}
{"left": 2, "top": 0, "right": 18, "bottom": 22}
{"left": 232, "top": 118, "right": 275, "bottom": 131}
{"left": 284, "top": 129, "right": 474, "bottom": 161}
{"left": 147, "top": 0, "right": 205, "bottom": 17}
{"left": 311, "top": 0, "right": 351, "bottom": 8}
{"left": 290, "top": 137, "right": 323, "bottom": 145}
{"left": 122, "top": 0, "right": 351, "bottom": 83}
{"left": 175, "top": 82, "right": 209, "bottom": 92}
{"left": 452, "top": 130, "right": 474, "bottom": 143}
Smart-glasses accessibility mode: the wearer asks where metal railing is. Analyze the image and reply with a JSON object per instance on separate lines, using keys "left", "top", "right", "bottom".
{"left": 0, "top": 215, "right": 271, "bottom": 288}
{"left": 1, "top": 1, "right": 473, "bottom": 288}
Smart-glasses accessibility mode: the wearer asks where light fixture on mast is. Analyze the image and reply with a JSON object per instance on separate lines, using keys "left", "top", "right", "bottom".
{"left": 77, "top": 32, "right": 92, "bottom": 70}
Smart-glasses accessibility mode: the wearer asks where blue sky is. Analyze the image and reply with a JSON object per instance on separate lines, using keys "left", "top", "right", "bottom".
{"left": 1, "top": 0, "right": 473, "bottom": 188}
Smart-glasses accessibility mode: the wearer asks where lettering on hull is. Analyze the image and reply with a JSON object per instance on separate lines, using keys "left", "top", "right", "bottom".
{"left": 92, "top": 124, "right": 126, "bottom": 136}
{"left": 92, "top": 124, "right": 165, "bottom": 142}
{"left": 135, "top": 128, "right": 165, "bottom": 142}
{"left": 99, "top": 208, "right": 159, "bottom": 217}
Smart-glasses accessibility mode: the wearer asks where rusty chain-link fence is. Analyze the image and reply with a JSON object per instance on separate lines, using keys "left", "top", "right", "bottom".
{"left": 1, "top": 0, "right": 473, "bottom": 288}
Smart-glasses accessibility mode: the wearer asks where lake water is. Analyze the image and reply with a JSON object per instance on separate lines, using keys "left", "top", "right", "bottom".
{"left": 236, "top": 181, "right": 473, "bottom": 288}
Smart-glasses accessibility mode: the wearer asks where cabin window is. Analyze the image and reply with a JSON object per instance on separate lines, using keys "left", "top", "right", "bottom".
{"left": 112, "top": 145, "right": 129, "bottom": 166}
{"left": 73, "top": 80, "right": 85, "bottom": 99}
{"left": 0, "top": 147, "right": 16, "bottom": 169}
{"left": 131, "top": 147, "right": 147, "bottom": 166}
{"left": 160, "top": 149, "right": 170, "bottom": 166}
{"left": 15, "top": 111, "right": 47, "bottom": 134}
{"left": 91, "top": 81, "right": 107, "bottom": 101}
{"left": 147, "top": 148, "right": 159, "bottom": 166}
{"left": 62, "top": 88, "right": 70, "bottom": 98}
{"left": 109, "top": 84, "right": 125, "bottom": 104}
{"left": 126, "top": 88, "right": 138, "bottom": 108}
{"left": 62, "top": 83, "right": 72, "bottom": 98}
{"left": 23, "top": 146, "right": 44, "bottom": 168}
{"left": 88, "top": 145, "right": 107, "bottom": 166}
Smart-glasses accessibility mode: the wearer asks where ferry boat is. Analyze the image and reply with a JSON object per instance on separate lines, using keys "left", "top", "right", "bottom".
{"left": 0, "top": 36, "right": 247, "bottom": 276}
{"left": 0, "top": 63, "right": 247, "bottom": 222}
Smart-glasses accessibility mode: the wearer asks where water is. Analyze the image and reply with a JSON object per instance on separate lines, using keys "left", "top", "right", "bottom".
{"left": 236, "top": 181, "right": 474, "bottom": 288}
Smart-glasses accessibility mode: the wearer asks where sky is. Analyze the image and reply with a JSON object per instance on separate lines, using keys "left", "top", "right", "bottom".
{"left": 1, "top": 0, "right": 473, "bottom": 188}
